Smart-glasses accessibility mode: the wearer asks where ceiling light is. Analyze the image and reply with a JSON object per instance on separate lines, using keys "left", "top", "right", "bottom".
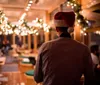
{"left": 25, "top": 8, "right": 29, "bottom": 11}
{"left": 29, "top": 1, "right": 33, "bottom": 4}
{"left": 27, "top": 6, "right": 30, "bottom": 9}
{"left": 28, "top": 3, "right": 31, "bottom": 7}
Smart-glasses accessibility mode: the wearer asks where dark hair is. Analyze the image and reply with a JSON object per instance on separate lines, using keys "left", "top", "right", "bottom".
{"left": 90, "top": 45, "right": 99, "bottom": 53}
{"left": 56, "top": 27, "right": 68, "bottom": 32}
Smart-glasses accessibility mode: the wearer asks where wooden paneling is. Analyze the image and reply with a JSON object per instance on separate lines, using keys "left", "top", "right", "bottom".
{"left": 81, "top": 0, "right": 100, "bottom": 8}
{"left": 0, "top": 0, "right": 27, "bottom": 5}
{"left": 86, "top": 27, "right": 100, "bottom": 32}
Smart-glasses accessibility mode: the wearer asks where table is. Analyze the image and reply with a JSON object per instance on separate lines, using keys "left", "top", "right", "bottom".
{"left": 0, "top": 57, "right": 7, "bottom": 84}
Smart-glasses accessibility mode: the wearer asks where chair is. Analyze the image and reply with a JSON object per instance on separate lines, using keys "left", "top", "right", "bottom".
{"left": 19, "top": 61, "right": 34, "bottom": 73}
{"left": 24, "top": 70, "right": 37, "bottom": 85}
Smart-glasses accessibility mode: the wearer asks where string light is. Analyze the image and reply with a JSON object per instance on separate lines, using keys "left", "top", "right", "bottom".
{"left": 84, "top": 33, "right": 87, "bottom": 36}
{"left": 67, "top": 1, "right": 70, "bottom": 4}
{"left": 78, "top": 19, "right": 81, "bottom": 23}
{"left": 25, "top": 8, "right": 29, "bottom": 11}
{"left": 20, "top": 13, "right": 26, "bottom": 21}
{"left": 28, "top": 3, "right": 31, "bottom": 7}
{"left": 67, "top": 4, "right": 70, "bottom": 7}
{"left": 74, "top": 4, "right": 77, "bottom": 6}
{"left": 71, "top": 6, "right": 74, "bottom": 9}
{"left": 26, "top": 6, "right": 30, "bottom": 9}
{"left": 83, "top": 28, "right": 86, "bottom": 31}
{"left": 29, "top": 0, "right": 33, "bottom": 4}
{"left": 71, "top": 3, "right": 73, "bottom": 6}
{"left": 0, "top": 10, "right": 50, "bottom": 36}
{"left": 67, "top": 0, "right": 91, "bottom": 31}
{"left": 81, "top": 30, "right": 84, "bottom": 34}
{"left": 33, "top": 30, "right": 37, "bottom": 33}
{"left": 36, "top": 32, "right": 39, "bottom": 35}
{"left": 0, "top": 10, "right": 13, "bottom": 35}
{"left": 40, "top": 19, "right": 43, "bottom": 22}
{"left": 25, "top": 0, "right": 33, "bottom": 11}
{"left": 95, "top": 31, "right": 100, "bottom": 35}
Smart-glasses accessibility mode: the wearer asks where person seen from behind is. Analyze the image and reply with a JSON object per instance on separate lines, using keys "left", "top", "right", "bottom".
{"left": 34, "top": 11, "right": 94, "bottom": 85}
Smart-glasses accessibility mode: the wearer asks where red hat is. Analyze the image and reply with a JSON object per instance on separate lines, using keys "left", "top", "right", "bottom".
{"left": 54, "top": 12, "right": 75, "bottom": 27}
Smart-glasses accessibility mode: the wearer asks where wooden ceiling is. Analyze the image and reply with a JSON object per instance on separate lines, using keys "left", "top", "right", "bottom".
{"left": 81, "top": 0, "right": 100, "bottom": 30}
{"left": 0, "top": 0, "right": 99, "bottom": 30}
{"left": 0, "top": 0, "right": 66, "bottom": 22}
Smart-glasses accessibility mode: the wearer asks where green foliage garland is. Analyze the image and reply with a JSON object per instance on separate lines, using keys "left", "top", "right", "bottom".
{"left": 67, "top": 0, "right": 91, "bottom": 30}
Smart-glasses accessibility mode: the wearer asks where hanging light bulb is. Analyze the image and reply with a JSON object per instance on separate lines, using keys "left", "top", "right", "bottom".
{"left": 33, "top": 30, "right": 37, "bottom": 33}
{"left": 71, "top": 3, "right": 73, "bottom": 6}
{"left": 40, "top": 19, "right": 43, "bottom": 22}
{"left": 67, "top": 1, "right": 70, "bottom": 4}
{"left": 36, "top": 18, "right": 39, "bottom": 22}
{"left": 81, "top": 30, "right": 84, "bottom": 34}
{"left": 28, "top": 3, "right": 31, "bottom": 7}
{"left": 36, "top": 32, "right": 39, "bottom": 35}
{"left": 83, "top": 28, "right": 86, "bottom": 31}
{"left": 95, "top": 31, "right": 99, "bottom": 34}
{"left": 78, "top": 19, "right": 81, "bottom": 23}
{"left": 86, "top": 20, "right": 89, "bottom": 23}
{"left": 84, "top": 33, "right": 87, "bottom": 36}
{"left": 71, "top": 6, "right": 74, "bottom": 9}
{"left": 25, "top": 8, "right": 29, "bottom": 11}
{"left": 29, "top": 0, "right": 33, "bottom": 4}
{"left": 46, "top": 29, "right": 49, "bottom": 33}
{"left": 74, "top": 4, "right": 77, "bottom": 7}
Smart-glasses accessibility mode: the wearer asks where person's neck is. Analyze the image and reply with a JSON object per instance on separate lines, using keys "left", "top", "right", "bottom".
{"left": 59, "top": 32, "right": 71, "bottom": 38}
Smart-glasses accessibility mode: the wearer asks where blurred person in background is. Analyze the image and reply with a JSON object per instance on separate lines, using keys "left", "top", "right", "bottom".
{"left": 1, "top": 39, "right": 12, "bottom": 55}
{"left": 90, "top": 45, "right": 100, "bottom": 85}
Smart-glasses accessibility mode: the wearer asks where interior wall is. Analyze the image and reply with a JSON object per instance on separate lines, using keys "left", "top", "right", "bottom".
{"left": 90, "top": 33, "right": 100, "bottom": 46}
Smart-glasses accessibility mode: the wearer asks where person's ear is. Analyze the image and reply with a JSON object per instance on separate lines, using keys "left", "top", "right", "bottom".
{"left": 68, "top": 27, "right": 74, "bottom": 33}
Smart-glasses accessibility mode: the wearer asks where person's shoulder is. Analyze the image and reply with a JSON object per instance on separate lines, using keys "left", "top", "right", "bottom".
{"left": 72, "top": 40, "right": 88, "bottom": 49}
{"left": 48, "top": 38, "right": 59, "bottom": 43}
{"left": 43, "top": 38, "right": 59, "bottom": 45}
{"left": 40, "top": 39, "right": 58, "bottom": 49}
